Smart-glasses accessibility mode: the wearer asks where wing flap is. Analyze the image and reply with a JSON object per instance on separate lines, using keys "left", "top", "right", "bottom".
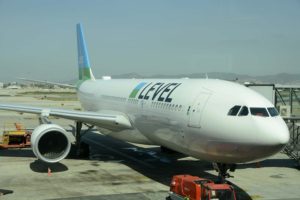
{"left": 0, "top": 104, "right": 132, "bottom": 130}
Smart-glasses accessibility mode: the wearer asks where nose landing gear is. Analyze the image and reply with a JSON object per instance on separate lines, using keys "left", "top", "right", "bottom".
{"left": 213, "top": 163, "right": 237, "bottom": 183}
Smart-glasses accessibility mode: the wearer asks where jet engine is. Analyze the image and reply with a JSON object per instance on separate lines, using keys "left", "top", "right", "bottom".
{"left": 31, "top": 124, "right": 72, "bottom": 163}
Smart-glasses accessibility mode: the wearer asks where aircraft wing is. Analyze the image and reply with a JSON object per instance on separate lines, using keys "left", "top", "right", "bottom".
{"left": 0, "top": 104, "right": 132, "bottom": 130}
{"left": 18, "top": 78, "right": 76, "bottom": 89}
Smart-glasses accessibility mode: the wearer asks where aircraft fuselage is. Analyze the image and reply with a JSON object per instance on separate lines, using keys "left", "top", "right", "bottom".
{"left": 78, "top": 78, "right": 289, "bottom": 163}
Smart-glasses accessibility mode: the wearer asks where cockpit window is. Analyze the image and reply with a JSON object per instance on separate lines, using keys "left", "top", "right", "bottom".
{"left": 250, "top": 108, "right": 269, "bottom": 117}
{"left": 228, "top": 105, "right": 241, "bottom": 116}
{"left": 239, "top": 106, "right": 249, "bottom": 116}
{"left": 267, "top": 107, "right": 279, "bottom": 117}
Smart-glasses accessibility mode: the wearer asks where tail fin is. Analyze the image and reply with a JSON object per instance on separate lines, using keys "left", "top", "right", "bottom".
{"left": 76, "top": 23, "right": 95, "bottom": 83}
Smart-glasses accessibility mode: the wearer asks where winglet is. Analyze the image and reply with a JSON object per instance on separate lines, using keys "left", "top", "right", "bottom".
{"left": 76, "top": 23, "right": 95, "bottom": 83}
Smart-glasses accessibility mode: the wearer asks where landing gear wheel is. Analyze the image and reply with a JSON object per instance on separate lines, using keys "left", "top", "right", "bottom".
{"left": 213, "top": 163, "right": 236, "bottom": 183}
{"left": 77, "top": 142, "right": 90, "bottom": 158}
{"left": 74, "top": 121, "right": 94, "bottom": 158}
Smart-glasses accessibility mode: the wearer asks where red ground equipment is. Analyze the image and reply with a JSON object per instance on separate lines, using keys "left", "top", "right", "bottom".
{"left": 169, "top": 174, "right": 236, "bottom": 200}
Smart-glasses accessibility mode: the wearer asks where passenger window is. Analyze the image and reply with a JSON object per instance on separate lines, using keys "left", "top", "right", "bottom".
{"left": 250, "top": 108, "right": 269, "bottom": 117}
{"left": 268, "top": 107, "right": 279, "bottom": 117}
{"left": 239, "top": 106, "right": 249, "bottom": 116}
{"left": 179, "top": 105, "right": 182, "bottom": 111}
{"left": 228, "top": 105, "right": 241, "bottom": 116}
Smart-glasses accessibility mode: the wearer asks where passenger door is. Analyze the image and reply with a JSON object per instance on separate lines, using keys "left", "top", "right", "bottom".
{"left": 188, "top": 92, "right": 211, "bottom": 128}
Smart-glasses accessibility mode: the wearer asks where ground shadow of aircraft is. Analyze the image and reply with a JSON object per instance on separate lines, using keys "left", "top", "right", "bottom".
{"left": 79, "top": 131, "right": 253, "bottom": 200}
{"left": 30, "top": 160, "right": 68, "bottom": 173}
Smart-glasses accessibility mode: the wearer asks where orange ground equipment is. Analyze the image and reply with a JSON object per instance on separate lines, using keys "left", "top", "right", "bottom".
{"left": 169, "top": 174, "right": 236, "bottom": 200}
{"left": 0, "top": 123, "right": 31, "bottom": 149}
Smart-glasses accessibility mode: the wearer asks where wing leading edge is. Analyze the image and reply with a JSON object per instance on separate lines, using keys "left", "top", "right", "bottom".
{"left": 0, "top": 104, "right": 132, "bottom": 130}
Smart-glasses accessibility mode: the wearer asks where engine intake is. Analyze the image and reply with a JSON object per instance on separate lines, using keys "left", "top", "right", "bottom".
{"left": 31, "top": 124, "right": 71, "bottom": 163}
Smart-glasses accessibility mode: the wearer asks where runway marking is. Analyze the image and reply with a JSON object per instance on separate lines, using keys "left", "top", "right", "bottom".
{"left": 83, "top": 137, "right": 155, "bottom": 169}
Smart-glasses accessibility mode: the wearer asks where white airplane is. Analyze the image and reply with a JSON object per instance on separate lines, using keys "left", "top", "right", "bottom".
{"left": 0, "top": 24, "right": 289, "bottom": 179}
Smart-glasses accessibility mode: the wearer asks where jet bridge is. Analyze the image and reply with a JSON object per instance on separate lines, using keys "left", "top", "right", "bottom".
{"left": 282, "top": 116, "right": 300, "bottom": 166}
{"left": 245, "top": 83, "right": 300, "bottom": 165}
{"left": 274, "top": 85, "right": 300, "bottom": 166}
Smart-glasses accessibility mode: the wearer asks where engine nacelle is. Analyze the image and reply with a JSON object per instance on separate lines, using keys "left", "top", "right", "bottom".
{"left": 31, "top": 124, "right": 72, "bottom": 163}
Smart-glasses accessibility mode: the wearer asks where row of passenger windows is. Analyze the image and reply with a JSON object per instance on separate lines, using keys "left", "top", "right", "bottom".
{"left": 103, "top": 95, "right": 183, "bottom": 112}
{"left": 127, "top": 98, "right": 139, "bottom": 104}
{"left": 228, "top": 106, "right": 279, "bottom": 117}
{"left": 151, "top": 101, "right": 183, "bottom": 112}
{"left": 102, "top": 95, "right": 127, "bottom": 102}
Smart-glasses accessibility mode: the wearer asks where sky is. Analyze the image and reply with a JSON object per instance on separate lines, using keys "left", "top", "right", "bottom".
{"left": 0, "top": 0, "right": 300, "bottom": 82}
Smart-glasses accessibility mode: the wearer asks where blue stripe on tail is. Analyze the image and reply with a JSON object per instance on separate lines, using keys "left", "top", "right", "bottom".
{"left": 76, "top": 23, "right": 95, "bottom": 83}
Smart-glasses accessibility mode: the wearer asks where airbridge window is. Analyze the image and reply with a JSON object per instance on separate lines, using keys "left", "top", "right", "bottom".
{"left": 228, "top": 105, "right": 241, "bottom": 116}
{"left": 250, "top": 108, "right": 269, "bottom": 117}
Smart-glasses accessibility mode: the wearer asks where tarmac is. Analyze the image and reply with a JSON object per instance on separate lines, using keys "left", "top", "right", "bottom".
{"left": 0, "top": 88, "right": 300, "bottom": 200}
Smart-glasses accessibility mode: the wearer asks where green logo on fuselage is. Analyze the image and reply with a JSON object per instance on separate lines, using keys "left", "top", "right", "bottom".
{"left": 129, "top": 82, "right": 147, "bottom": 98}
{"left": 129, "top": 82, "right": 181, "bottom": 103}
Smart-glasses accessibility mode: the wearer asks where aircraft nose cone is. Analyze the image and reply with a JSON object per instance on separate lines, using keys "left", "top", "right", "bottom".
{"left": 277, "top": 127, "right": 290, "bottom": 145}
{"left": 236, "top": 118, "right": 290, "bottom": 163}
{"left": 254, "top": 118, "right": 290, "bottom": 159}
{"left": 271, "top": 119, "right": 290, "bottom": 146}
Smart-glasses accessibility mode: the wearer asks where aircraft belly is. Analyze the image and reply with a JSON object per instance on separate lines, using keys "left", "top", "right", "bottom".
{"left": 96, "top": 127, "right": 154, "bottom": 144}
{"left": 133, "top": 113, "right": 189, "bottom": 153}
{"left": 183, "top": 128, "right": 281, "bottom": 164}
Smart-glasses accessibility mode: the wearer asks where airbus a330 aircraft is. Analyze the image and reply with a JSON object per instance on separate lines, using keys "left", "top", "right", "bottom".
{"left": 0, "top": 24, "right": 290, "bottom": 180}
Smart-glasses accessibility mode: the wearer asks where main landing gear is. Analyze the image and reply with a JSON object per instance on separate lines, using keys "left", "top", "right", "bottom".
{"left": 74, "top": 121, "right": 94, "bottom": 157}
{"left": 212, "top": 163, "right": 237, "bottom": 183}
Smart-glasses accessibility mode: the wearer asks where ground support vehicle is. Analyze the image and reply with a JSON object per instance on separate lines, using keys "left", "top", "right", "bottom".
{"left": 169, "top": 174, "right": 236, "bottom": 200}
{"left": 0, "top": 123, "right": 31, "bottom": 149}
